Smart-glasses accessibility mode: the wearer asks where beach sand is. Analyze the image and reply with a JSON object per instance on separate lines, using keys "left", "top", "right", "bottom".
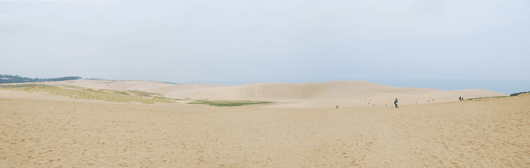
{"left": 1, "top": 82, "right": 529, "bottom": 167}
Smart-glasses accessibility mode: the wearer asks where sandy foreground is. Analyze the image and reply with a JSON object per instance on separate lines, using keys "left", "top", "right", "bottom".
{"left": 1, "top": 90, "right": 530, "bottom": 167}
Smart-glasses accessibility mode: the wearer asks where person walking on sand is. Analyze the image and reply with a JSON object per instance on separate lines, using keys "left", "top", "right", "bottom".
{"left": 394, "top": 98, "right": 399, "bottom": 108}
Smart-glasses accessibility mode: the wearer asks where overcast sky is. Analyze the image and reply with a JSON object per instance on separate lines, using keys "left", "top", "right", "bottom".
{"left": 1, "top": 0, "right": 529, "bottom": 84}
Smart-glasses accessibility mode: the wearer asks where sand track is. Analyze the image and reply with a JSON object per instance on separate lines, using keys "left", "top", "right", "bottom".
{"left": 1, "top": 91, "right": 529, "bottom": 167}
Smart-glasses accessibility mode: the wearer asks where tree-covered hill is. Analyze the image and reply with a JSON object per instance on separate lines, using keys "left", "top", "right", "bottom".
{"left": 0, "top": 74, "right": 81, "bottom": 84}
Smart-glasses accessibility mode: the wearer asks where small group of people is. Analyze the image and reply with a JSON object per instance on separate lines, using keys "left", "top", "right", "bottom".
{"left": 459, "top": 96, "right": 464, "bottom": 101}
{"left": 336, "top": 98, "right": 400, "bottom": 109}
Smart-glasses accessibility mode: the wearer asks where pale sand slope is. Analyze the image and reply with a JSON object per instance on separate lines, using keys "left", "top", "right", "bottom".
{"left": 52, "top": 80, "right": 506, "bottom": 108}
{"left": 1, "top": 90, "right": 529, "bottom": 167}
{"left": 51, "top": 79, "right": 224, "bottom": 95}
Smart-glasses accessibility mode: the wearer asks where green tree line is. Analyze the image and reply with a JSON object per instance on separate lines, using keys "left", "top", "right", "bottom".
{"left": 0, "top": 74, "right": 81, "bottom": 84}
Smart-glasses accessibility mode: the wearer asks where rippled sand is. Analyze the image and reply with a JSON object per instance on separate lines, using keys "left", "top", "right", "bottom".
{"left": 1, "top": 91, "right": 529, "bottom": 167}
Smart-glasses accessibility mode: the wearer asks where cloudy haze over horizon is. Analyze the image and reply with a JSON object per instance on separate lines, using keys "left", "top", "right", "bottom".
{"left": 1, "top": 0, "right": 529, "bottom": 87}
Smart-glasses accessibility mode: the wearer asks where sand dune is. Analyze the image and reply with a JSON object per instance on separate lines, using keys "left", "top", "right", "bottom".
{"left": 1, "top": 90, "right": 529, "bottom": 167}
{"left": 52, "top": 80, "right": 506, "bottom": 108}
{"left": 52, "top": 79, "right": 224, "bottom": 95}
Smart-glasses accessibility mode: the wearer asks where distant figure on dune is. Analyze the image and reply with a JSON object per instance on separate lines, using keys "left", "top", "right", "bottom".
{"left": 459, "top": 96, "right": 462, "bottom": 101}
{"left": 394, "top": 98, "right": 399, "bottom": 108}
{"left": 336, "top": 105, "right": 338, "bottom": 109}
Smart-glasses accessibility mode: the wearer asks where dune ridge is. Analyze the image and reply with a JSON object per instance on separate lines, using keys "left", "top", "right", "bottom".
{"left": 51, "top": 79, "right": 507, "bottom": 108}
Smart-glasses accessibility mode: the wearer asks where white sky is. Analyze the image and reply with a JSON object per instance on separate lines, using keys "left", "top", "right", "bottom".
{"left": 1, "top": 0, "right": 529, "bottom": 83}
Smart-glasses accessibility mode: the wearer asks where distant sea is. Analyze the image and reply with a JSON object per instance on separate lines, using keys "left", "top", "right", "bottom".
{"left": 207, "top": 79, "right": 529, "bottom": 94}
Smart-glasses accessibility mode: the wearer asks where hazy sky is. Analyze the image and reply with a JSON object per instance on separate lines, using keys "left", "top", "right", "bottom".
{"left": 1, "top": 0, "right": 529, "bottom": 84}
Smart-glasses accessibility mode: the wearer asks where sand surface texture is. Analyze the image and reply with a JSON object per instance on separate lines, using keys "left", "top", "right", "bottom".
{"left": 1, "top": 88, "right": 529, "bottom": 167}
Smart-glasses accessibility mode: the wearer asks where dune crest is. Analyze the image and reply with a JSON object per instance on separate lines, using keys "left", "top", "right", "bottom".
{"left": 50, "top": 79, "right": 506, "bottom": 108}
